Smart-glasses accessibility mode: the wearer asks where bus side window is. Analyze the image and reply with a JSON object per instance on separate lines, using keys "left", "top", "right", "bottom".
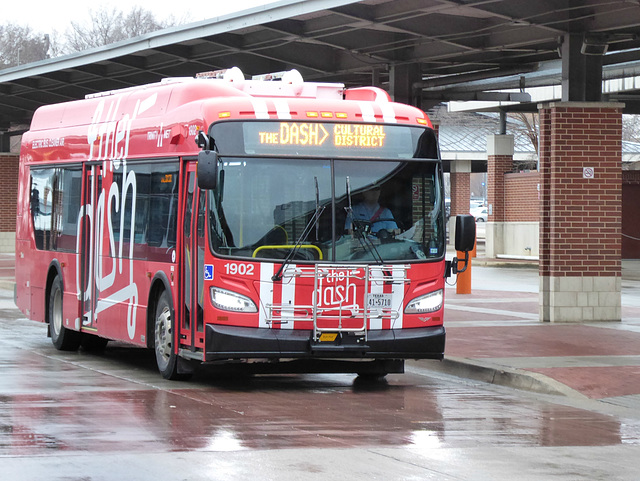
{"left": 30, "top": 168, "right": 56, "bottom": 251}
{"left": 110, "top": 162, "right": 179, "bottom": 261}
{"left": 148, "top": 168, "right": 179, "bottom": 249}
{"left": 184, "top": 174, "right": 195, "bottom": 239}
{"left": 58, "top": 169, "right": 82, "bottom": 252}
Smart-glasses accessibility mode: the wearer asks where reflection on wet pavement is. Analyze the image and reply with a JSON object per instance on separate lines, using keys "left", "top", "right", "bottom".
{"left": 2, "top": 362, "right": 640, "bottom": 455}
{"left": 1, "top": 315, "right": 640, "bottom": 457}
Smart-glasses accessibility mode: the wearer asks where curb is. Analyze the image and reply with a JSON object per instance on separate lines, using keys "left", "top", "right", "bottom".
{"left": 471, "top": 258, "right": 539, "bottom": 269}
{"left": 419, "top": 356, "right": 588, "bottom": 399}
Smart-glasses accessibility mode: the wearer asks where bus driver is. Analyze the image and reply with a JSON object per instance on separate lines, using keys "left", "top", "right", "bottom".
{"left": 345, "top": 185, "right": 398, "bottom": 236}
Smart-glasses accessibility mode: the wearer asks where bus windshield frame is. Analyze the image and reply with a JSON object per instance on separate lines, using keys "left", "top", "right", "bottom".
{"left": 207, "top": 120, "right": 444, "bottom": 264}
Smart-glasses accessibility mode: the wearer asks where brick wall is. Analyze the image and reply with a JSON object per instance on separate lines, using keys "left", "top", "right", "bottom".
{"left": 504, "top": 171, "right": 540, "bottom": 222}
{"left": 539, "top": 103, "right": 622, "bottom": 277}
{"left": 0, "top": 154, "right": 18, "bottom": 233}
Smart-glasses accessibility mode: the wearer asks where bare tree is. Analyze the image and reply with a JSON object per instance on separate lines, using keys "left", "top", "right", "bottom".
{"left": 65, "top": 8, "right": 124, "bottom": 51}
{"left": 623, "top": 114, "right": 640, "bottom": 143}
{"left": 65, "top": 6, "right": 171, "bottom": 52}
{"left": 122, "top": 7, "right": 167, "bottom": 38}
{"left": 511, "top": 112, "right": 539, "bottom": 155}
{"left": 0, "top": 23, "right": 50, "bottom": 69}
{"left": 509, "top": 112, "right": 539, "bottom": 171}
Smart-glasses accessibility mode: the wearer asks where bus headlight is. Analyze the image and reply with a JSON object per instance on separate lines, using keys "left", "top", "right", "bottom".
{"left": 210, "top": 287, "right": 258, "bottom": 313}
{"left": 404, "top": 289, "right": 443, "bottom": 314}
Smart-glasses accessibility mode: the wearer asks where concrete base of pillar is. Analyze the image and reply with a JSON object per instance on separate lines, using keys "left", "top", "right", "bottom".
{"left": 539, "top": 275, "right": 621, "bottom": 323}
{"left": 484, "top": 222, "right": 504, "bottom": 258}
{"left": 0, "top": 232, "right": 14, "bottom": 253}
{"left": 485, "top": 222, "right": 500, "bottom": 258}
{"left": 485, "top": 222, "right": 539, "bottom": 258}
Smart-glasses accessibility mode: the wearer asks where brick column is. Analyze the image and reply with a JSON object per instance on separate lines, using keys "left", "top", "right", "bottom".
{"left": 539, "top": 106, "right": 552, "bottom": 322}
{"left": 485, "top": 135, "right": 514, "bottom": 258}
{"left": 0, "top": 154, "right": 18, "bottom": 253}
{"left": 538, "top": 102, "right": 623, "bottom": 323}
{"left": 448, "top": 159, "right": 471, "bottom": 245}
{"left": 450, "top": 160, "right": 471, "bottom": 216}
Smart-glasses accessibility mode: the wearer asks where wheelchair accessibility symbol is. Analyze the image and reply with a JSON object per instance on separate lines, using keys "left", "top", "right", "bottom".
{"left": 204, "top": 264, "right": 214, "bottom": 280}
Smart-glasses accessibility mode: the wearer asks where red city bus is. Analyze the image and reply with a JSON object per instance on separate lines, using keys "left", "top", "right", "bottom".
{"left": 15, "top": 68, "right": 475, "bottom": 379}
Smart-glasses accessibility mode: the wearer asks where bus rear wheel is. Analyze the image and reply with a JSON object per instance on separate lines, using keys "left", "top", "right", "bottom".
{"left": 49, "top": 276, "right": 81, "bottom": 351}
{"left": 154, "top": 290, "right": 190, "bottom": 380}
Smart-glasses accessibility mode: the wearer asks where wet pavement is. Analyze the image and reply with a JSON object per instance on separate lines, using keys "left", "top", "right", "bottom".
{"left": 2, "top": 307, "right": 640, "bottom": 480}
{"left": 3, "top": 252, "right": 640, "bottom": 479}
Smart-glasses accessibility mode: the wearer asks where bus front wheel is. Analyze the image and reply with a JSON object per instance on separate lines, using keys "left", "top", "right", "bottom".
{"left": 154, "top": 290, "right": 190, "bottom": 380}
{"left": 49, "top": 276, "right": 81, "bottom": 351}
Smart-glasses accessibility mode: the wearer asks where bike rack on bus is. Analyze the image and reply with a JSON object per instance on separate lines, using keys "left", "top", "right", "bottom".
{"left": 266, "top": 264, "right": 410, "bottom": 343}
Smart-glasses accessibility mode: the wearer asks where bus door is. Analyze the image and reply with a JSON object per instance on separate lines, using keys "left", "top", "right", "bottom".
{"left": 80, "top": 163, "right": 101, "bottom": 332}
{"left": 180, "top": 163, "right": 206, "bottom": 352}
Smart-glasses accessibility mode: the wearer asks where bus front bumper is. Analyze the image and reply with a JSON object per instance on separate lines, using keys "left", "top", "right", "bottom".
{"left": 203, "top": 324, "right": 445, "bottom": 361}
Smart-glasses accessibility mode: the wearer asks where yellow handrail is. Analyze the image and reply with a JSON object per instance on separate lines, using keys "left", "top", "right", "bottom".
{"left": 252, "top": 244, "right": 323, "bottom": 259}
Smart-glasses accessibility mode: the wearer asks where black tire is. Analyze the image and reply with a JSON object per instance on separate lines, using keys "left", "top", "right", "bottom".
{"left": 80, "top": 333, "right": 109, "bottom": 352}
{"left": 154, "top": 290, "right": 190, "bottom": 380}
{"left": 49, "top": 276, "right": 81, "bottom": 351}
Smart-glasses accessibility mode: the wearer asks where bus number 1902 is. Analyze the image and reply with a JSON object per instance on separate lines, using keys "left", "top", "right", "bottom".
{"left": 224, "top": 263, "right": 255, "bottom": 276}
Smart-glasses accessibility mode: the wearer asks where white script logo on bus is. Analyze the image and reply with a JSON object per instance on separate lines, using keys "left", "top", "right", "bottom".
{"left": 315, "top": 268, "right": 361, "bottom": 312}
{"left": 80, "top": 93, "right": 158, "bottom": 340}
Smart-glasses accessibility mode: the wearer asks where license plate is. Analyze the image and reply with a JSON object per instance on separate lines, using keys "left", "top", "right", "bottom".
{"left": 319, "top": 332, "right": 338, "bottom": 342}
{"left": 367, "top": 293, "right": 392, "bottom": 308}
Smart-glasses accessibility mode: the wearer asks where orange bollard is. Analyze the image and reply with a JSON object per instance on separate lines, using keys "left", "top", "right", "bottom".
{"left": 456, "top": 249, "right": 472, "bottom": 294}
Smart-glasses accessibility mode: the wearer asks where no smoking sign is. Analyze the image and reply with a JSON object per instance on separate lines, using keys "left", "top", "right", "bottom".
{"left": 583, "top": 167, "right": 595, "bottom": 179}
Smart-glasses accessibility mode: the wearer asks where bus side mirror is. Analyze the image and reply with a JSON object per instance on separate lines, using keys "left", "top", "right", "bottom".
{"left": 197, "top": 150, "right": 218, "bottom": 190}
{"left": 451, "top": 214, "right": 476, "bottom": 275}
{"left": 455, "top": 214, "right": 476, "bottom": 252}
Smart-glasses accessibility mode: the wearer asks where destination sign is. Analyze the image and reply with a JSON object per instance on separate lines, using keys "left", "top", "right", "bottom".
{"left": 257, "top": 123, "right": 386, "bottom": 149}
{"left": 211, "top": 121, "right": 437, "bottom": 159}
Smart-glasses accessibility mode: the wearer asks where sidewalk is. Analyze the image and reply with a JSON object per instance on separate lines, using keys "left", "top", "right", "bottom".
{"left": 433, "top": 259, "right": 640, "bottom": 407}
{"left": 434, "top": 229, "right": 640, "bottom": 405}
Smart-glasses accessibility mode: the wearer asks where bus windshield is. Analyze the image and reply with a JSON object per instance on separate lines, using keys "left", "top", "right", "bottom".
{"left": 207, "top": 121, "right": 443, "bottom": 263}
{"left": 208, "top": 157, "right": 443, "bottom": 263}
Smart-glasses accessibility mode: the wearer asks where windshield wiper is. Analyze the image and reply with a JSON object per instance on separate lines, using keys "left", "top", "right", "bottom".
{"left": 272, "top": 177, "right": 325, "bottom": 282}
{"left": 344, "top": 176, "right": 384, "bottom": 265}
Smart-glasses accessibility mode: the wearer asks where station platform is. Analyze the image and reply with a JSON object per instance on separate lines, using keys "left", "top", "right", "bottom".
{"left": 435, "top": 258, "right": 640, "bottom": 408}
{"left": 3, "top": 251, "right": 640, "bottom": 405}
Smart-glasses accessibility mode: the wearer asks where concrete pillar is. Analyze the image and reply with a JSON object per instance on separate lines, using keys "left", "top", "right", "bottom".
{"left": 389, "top": 63, "right": 422, "bottom": 107}
{"left": 561, "top": 34, "right": 604, "bottom": 102}
{"left": 485, "top": 134, "right": 514, "bottom": 258}
{"left": 538, "top": 102, "right": 624, "bottom": 323}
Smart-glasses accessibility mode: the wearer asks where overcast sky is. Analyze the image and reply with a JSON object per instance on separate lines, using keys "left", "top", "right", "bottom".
{"left": 4, "top": 0, "right": 275, "bottom": 33}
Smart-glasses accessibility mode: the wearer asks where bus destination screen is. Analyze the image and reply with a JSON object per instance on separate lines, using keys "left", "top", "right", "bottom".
{"left": 257, "top": 123, "right": 385, "bottom": 149}
{"left": 212, "top": 121, "right": 435, "bottom": 159}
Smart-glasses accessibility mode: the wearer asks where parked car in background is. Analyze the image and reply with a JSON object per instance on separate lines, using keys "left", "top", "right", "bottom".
{"left": 470, "top": 205, "right": 487, "bottom": 222}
